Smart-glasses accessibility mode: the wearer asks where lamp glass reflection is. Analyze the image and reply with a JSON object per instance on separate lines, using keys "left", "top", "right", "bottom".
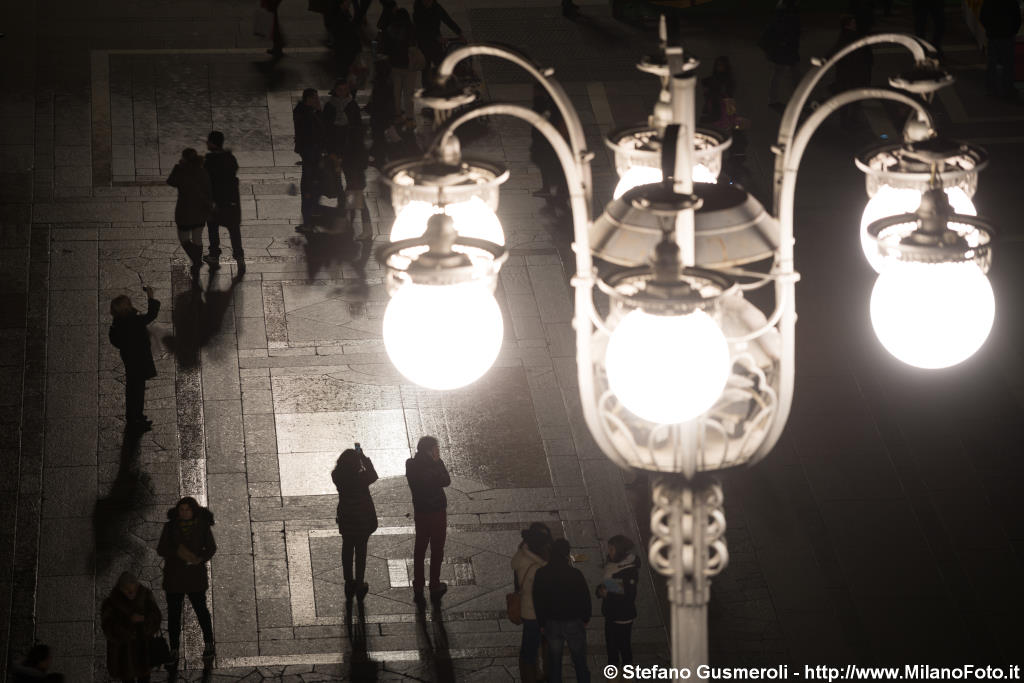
{"left": 870, "top": 261, "right": 994, "bottom": 369}
{"left": 383, "top": 280, "right": 504, "bottom": 390}
{"left": 860, "top": 186, "right": 975, "bottom": 272}
{"left": 612, "top": 165, "right": 717, "bottom": 199}
{"left": 391, "top": 196, "right": 505, "bottom": 245}
{"left": 605, "top": 308, "right": 731, "bottom": 424}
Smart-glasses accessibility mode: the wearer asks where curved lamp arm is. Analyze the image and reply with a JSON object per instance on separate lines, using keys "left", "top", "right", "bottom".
{"left": 427, "top": 103, "right": 619, "bottom": 460}
{"left": 772, "top": 33, "right": 935, "bottom": 212}
{"left": 436, "top": 43, "right": 590, "bottom": 163}
{"left": 751, "top": 86, "right": 935, "bottom": 464}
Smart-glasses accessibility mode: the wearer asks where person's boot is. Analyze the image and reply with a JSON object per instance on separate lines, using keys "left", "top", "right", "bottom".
{"left": 356, "top": 582, "right": 370, "bottom": 601}
{"left": 202, "top": 640, "right": 215, "bottom": 659}
{"left": 519, "top": 656, "right": 538, "bottom": 683}
{"left": 429, "top": 582, "right": 448, "bottom": 601}
{"left": 345, "top": 581, "right": 357, "bottom": 600}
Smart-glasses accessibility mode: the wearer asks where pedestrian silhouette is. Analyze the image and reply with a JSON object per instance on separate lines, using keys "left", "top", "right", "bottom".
{"left": 406, "top": 436, "right": 451, "bottom": 603}
{"left": 162, "top": 274, "right": 240, "bottom": 368}
{"left": 512, "top": 522, "right": 553, "bottom": 683}
{"left": 203, "top": 131, "right": 245, "bottom": 277}
{"left": 109, "top": 287, "right": 160, "bottom": 433}
{"left": 167, "top": 148, "right": 213, "bottom": 287}
{"left": 597, "top": 535, "right": 640, "bottom": 670}
{"left": 156, "top": 497, "right": 217, "bottom": 666}
{"left": 332, "top": 444, "right": 380, "bottom": 601}
{"left": 294, "top": 88, "right": 328, "bottom": 230}
{"left": 100, "top": 572, "right": 162, "bottom": 683}
{"left": 533, "top": 538, "right": 592, "bottom": 683}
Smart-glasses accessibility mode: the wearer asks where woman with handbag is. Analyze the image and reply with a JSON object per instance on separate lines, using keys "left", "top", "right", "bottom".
{"left": 100, "top": 572, "right": 162, "bottom": 683}
{"left": 157, "top": 497, "right": 217, "bottom": 664}
{"left": 332, "top": 445, "right": 380, "bottom": 600}
{"left": 510, "top": 522, "right": 552, "bottom": 683}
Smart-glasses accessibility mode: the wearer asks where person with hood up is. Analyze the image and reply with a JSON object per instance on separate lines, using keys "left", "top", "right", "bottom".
{"left": 109, "top": 287, "right": 160, "bottom": 433}
{"left": 167, "top": 148, "right": 212, "bottom": 285}
{"left": 332, "top": 445, "right": 380, "bottom": 600}
{"left": 156, "top": 496, "right": 217, "bottom": 663}
{"left": 596, "top": 535, "right": 641, "bottom": 669}
{"left": 405, "top": 435, "right": 452, "bottom": 602}
{"left": 100, "top": 572, "right": 162, "bottom": 683}
{"left": 511, "top": 522, "right": 553, "bottom": 683}
{"left": 532, "top": 538, "right": 591, "bottom": 683}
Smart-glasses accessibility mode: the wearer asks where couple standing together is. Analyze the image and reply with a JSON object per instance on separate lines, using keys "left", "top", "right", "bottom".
{"left": 332, "top": 436, "right": 452, "bottom": 602}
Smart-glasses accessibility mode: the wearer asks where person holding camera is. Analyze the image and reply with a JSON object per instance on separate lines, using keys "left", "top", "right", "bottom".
{"left": 108, "top": 286, "right": 160, "bottom": 433}
{"left": 332, "top": 444, "right": 380, "bottom": 601}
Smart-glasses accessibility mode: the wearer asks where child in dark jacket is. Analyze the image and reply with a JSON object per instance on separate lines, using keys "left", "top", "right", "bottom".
{"left": 596, "top": 534, "right": 640, "bottom": 667}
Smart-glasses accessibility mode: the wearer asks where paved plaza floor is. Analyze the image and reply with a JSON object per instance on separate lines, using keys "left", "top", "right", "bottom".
{"left": 2, "top": 0, "right": 1024, "bottom": 680}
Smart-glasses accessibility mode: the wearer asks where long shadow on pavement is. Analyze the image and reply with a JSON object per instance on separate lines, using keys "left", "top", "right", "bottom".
{"left": 162, "top": 272, "right": 241, "bottom": 369}
{"left": 92, "top": 427, "right": 155, "bottom": 575}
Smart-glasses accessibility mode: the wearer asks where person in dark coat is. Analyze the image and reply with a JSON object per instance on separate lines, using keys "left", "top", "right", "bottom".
{"left": 203, "top": 131, "right": 245, "bottom": 276}
{"left": 386, "top": 8, "right": 422, "bottom": 119}
{"left": 368, "top": 60, "right": 398, "bottom": 166}
{"left": 10, "top": 644, "right": 64, "bottom": 682}
{"left": 760, "top": 0, "right": 802, "bottom": 108}
{"left": 532, "top": 538, "right": 591, "bottom": 683}
{"left": 405, "top": 435, "right": 451, "bottom": 602}
{"left": 981, "top": 0, "right": 1022, "bottom": 101}
{"left": 331, "top": 0, "right": 362, "bottom": 80}
{"left": 596, "top": 535, "right": 641, "bottom": 669}
{"left": 294, "top": 88, "right": 327, "bottom": 230}
{"left": 156, "top": 497, "right": 217, "bottom": 662}
{"left": 100, "top": 572, "right": 162, "bottom": 683}
{"left": 413, "top": 0, "right": 462, "bottom": 94}
{"left": 167, "top": 148, "right": 212, "bottom": 283}
{"left": 109, "top": 287, "right": 160, "bottom": 432}
{"left": 332, "top": 446, "right": 379, "bottom": 600}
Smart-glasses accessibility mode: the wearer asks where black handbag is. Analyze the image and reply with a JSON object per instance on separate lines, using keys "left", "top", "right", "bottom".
{"left": 149, "top": 632, "right": 172, "bottom": 668}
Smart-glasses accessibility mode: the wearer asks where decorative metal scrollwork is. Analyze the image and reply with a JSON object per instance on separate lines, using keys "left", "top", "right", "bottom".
{"left": 649, "top": 476, "right": 729, "bottom": 607}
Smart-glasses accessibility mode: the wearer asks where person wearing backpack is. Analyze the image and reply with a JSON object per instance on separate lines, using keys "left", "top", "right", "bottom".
{"left": 596, "top": 535, "right": 641, "bottom": 669}
{"left": 511, "top": 523, "right": 553, "bottom": 683}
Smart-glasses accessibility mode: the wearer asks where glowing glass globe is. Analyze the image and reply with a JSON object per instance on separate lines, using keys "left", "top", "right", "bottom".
{"left": 612, "top": 164, "right": 717, "bottom": 199}
{"left": 605, "top": 308, "right": 731, "bottom": 424}
{"left": 383, "top": 281, "right": 504, "bottom": 390}
{"left": 390, "top": 197, "right": 505, "bottom": 245}
{"left": 870, "top": 261, "right": 994, "bottom": 369}
{"left": 860, "top": 186, "right": 975, "bottom": 272}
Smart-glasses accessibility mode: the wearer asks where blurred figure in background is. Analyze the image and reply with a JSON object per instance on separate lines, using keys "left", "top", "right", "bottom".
{"left": 760, "top": 0, "right": 802, "bottom": 110}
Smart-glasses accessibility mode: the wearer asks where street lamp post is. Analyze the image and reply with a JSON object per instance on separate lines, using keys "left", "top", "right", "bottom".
{"left": 375, "top": 26, "right": 998, "bottom": 669}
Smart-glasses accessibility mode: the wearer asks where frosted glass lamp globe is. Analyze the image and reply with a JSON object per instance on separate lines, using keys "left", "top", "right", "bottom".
{"left": 870, "top": 261, "right": 994, "bottom": 369}
{"left": 612, "top": 165, "right": 717, "bottom": 199}
{"left": 391, "top": 197, "right": 505, "bottom": 246}
{"left": 605, "top": 308, "right": 731, "bottom": 424}
{"left": 860, "top": 186, "right": 975, "bottom": 272}
{"left": 382, "top": 281, "right": 504, "bottom": 390}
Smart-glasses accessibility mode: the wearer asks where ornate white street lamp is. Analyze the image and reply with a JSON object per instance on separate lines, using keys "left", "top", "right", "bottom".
{"left": 375, "top": 26, "right": 998, "bottom": 667}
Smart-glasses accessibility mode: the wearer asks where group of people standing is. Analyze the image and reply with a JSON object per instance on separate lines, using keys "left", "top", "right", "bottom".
{"left": 332, "top": 436, "right": 454, "bottom": 602}
{"left": 98, "top": 497, "right": 217, "bottom": 682}
{"left": 165, "top": 131, "right": 245, "bottom": 287}
{"left": 512, "top": 524, "right": 641, "bottom": 683}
